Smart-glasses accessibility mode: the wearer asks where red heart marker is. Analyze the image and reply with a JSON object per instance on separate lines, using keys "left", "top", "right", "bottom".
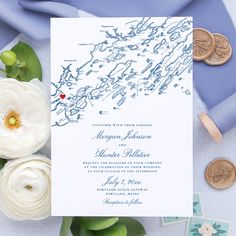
{"left": 60, "top": 94, "right": 66, "bottom": 99}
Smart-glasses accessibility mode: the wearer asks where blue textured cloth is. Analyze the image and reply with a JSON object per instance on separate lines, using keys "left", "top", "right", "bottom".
{"left": 0, "top": 0, "right": 235, "bottom": 110}
{"left": 0, "top": 0, "right": 78, "bottom": 44}
{"left": 59, "top": 0, "right": 192, "bottom": 16}
{"left": 0, "top": 21, "right": 18, "bottom": 49}
{"left": 0, "top": 0, "right": 192, "bottom": 41}
{"left": 179, "top": 0, "right": 236, "bottom": 109}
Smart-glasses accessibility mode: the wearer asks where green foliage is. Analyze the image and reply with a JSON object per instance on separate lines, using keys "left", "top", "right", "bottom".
{"left": 71, "top": 218, "right": 94, "bottom": 236}
{"left": 60, "top": 216, "right": 146, "bottom": 236}
{"left": 0, "top": 41, "right": 42, "bottom": 82}
{"left": 79, "top": 217, "right": 119, "bottom": 231}
{"left": 119, "top": 217, "right": 146, "bottom": 236}
{"left": 79, "top": 227, "right": 94, "bottom": 236}
{"left": 71, "top": 217, "right": 82, "bottom": 236}
{"left": 94, "top": 223, "right": 127, "bottom": 236}
{"left": 60, "top": 217, "right": 73, "bottom": 236}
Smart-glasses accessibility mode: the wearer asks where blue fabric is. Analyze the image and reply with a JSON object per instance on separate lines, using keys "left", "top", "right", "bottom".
{"left": 19, "top": 0, "right": 78, "bottom": 17}
{"left": 0, "top": 0, "right": 192, "bottom": 40}
{"left": 0, "top": 21, "right": 18, "bottom": 49}
{"left": 0, "top": 0, "right": 235, "bottom": 110}
{"left": 179, "top": 0, "right": 236, "bottom": 109}
{"left": 62, "top": 0, "right": 192, "bottom": 17}
{"left": 0, "top": 0, "right": 78, "bottom": 40}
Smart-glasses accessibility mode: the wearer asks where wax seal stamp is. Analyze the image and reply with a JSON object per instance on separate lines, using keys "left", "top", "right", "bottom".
{"left": 205, "top": 158, "right": 236, "bottom": 189}
{"left": 204, "top": 33, "right": 232, "bottom": 65}
{"left": 193, "top": 28, "right": 215, "bottom": 61}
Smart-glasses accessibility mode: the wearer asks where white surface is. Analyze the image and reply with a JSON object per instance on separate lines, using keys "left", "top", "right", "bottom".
{"left": 0, "top": 0, "right": 235, "bottom": 235}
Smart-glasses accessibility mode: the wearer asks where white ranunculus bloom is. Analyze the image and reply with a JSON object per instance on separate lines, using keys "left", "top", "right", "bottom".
{"left": 0, "top": 155, "right": 51, "bottom": 220}
{"left": 0, "top": 78, "right": 50, "bottom": 159}
{"left": 198, "top": 223, "right": 217, "bottom": 236}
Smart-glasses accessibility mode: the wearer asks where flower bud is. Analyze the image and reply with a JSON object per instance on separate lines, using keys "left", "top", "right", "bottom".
{"left": 0, "top": 50, "right": 17, "bottom": 66}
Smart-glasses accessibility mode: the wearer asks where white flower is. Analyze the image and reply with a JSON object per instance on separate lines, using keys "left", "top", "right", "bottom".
{"left": 0, "top": 155, "right": 51, "bottom": 220}
{"left": 0, "top": 78, "right": 50, "bottom": 159}
{"left": 198, "top": 223, "right": 217, "bottom": 236}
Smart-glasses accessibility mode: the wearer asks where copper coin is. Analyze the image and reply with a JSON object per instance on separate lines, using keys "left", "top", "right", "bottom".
{"left": 193, "top": 28, "right": 215, "bottom": 61}
{"left": 205, "top": 158, "right": 236, "bottom": 189}
{"left": 204, "top": 33, "right": 232, "bottom": 65}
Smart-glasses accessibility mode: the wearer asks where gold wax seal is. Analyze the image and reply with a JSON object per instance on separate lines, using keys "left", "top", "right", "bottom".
{"left": 193, "top": 28, "right": 215, "bottom": 61}
{"left": 205, "top": 158, "right": 236, "bottom": 189}
{"left": 204, "top": 33, "right": 232, "bottom": 65}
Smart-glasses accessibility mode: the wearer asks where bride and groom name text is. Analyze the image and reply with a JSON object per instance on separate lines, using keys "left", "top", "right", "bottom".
{"left": 95, "top": 148, "right": 150, "bottom": 158}
{"left": 92, "top": 129, "right": 152, "bottom": 142}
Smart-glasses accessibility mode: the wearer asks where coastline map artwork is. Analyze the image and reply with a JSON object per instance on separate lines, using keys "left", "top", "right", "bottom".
{"left": 51, "top": 17, "right": 192, "bottom": 127}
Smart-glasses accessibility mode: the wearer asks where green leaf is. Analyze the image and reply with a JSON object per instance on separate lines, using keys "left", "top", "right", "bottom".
{"left": 6, "top": 65, "right": 21, "bottom": 78}
{"left": 79, "top": 217, "right": 119, "bottom": 231}
{"left": 94, "top": 223, "right": 127, "bottom": 236}
{"left": 71, "top": 218, "right": 94, "bottom": 236}
{"left": 71, "top": 217, "right": 81, "bottom": 236}
{"left": 9, "top": 41, "right": 42, "bottom": 82}
{"left": 119, "top": 218, "right": 146, "bottom": 236}
{"left": 79, "top": 227, "right": 94, "bottom": 236}
{"left": 60, "top": 217, "right": 73, "bottom": 236}
{"left": 0, "top": 158, "right": 7, "bottom": 171}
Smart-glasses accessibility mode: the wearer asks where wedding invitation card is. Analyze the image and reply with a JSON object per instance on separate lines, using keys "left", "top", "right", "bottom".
{"left": 51, "top": 17, "right": 193, "bottom": 216}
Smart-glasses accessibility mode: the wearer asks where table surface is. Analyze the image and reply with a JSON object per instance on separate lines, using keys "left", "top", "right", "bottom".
{"left": 0, "top": 0, "right": 235, "bottom": 235}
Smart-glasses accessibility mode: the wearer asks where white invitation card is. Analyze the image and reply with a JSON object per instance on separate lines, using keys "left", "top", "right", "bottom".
{"left": 51, "top": 17, "right": 193, "bottom": 216}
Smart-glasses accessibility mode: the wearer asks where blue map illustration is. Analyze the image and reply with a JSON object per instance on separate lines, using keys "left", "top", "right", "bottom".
{"left": 51, "top": 17, "right": 192, "bottom": 127}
